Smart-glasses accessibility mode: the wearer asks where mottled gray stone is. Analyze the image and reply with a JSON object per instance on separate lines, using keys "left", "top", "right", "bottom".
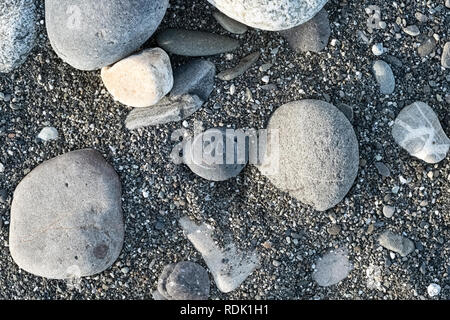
{"left": 375, "top": 162, "right": 391, "bottom": 177}
{"left": 217, "top": 51, "right": 260, "bottom": 81}
{"left": 442, "top": 42, "right": 450, "bottom": 69}
{"left": 157, "top": 261, "right": 210, "bottom": 300}
{"left": 383, "top": 205, "right": 395, "bottom": 218}
{"left": 313, "top": 248, "right": 353, "bottom": 287}
{"left": 183, "top": 128, "right": 248, "bottom": 181}
{"left": 378, "top": 230, "right": 415, "bottom": 257}
{"left": 0, "top": 0, "right": 37, "bottom": 73}
{"left": 392, "top": 101, "right": 449, "bottom": 164}
{"left": 213, "top": 11, "right": 248, "bottom": 34}
{"left": 171, "top": 59, "right": 216, "bottom": 101}
{"left": 372, "top": 60, "right": 395, "bottom": 95}
{"left": 207, "top": 0, "right": 328, "bottom": 31}
{"left": 157, "top": 29, "right": 239, "bottom": 56}
{"left": 9, "top": 149, "right": 124, "bottom": 279}
{"left": 418, "top": 37, "right": 436, "bottom": 57}
{"left": 280, "top": 9, "right": 330, "bottom": 53}
{"left": 259, "top": 100, "right": 359, "bottom": 211}
{"left": 125, "top": 94, "right": 203, "bottom": 130}
{"left": 403, "top": 25, "right": 420, "bottom": 36}
{"left": 45, "top": 0, "right": 168, "bottom": 70}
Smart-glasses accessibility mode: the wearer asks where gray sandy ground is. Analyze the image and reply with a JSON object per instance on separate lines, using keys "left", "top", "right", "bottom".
{"left": 0, "top": 0, "right": 449, "bottom": 299}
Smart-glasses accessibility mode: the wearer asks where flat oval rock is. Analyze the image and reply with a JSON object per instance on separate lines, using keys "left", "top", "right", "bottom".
{"left": 372, "top": 60, "right": 395, "bottom": 95}
{"left": 207, "top": 0, "right": 328, "bottom": 31}
{"left": 156, "top": 29, "right": 239, "bottom": 56}
{"left": 9, "top": 149, "right": 124, "bottom": 279}
{"left": 259, "top": 100, "right": 359, "bottom": 211}
{"left": 45, "top": 0, "right": 169, "bottom": 70}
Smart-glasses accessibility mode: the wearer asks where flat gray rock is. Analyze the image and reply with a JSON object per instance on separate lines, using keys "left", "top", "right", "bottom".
{"left": 280, "top": 8, "right": 330, "bottom": 53}
{"left": 0, "top": 0, "right": 37, "bottom": 73}
{"left": 171, "top": 59, "right": 216, "bottom": 101}
{"left": 125, "top": 94, "right": 203, "bottom": 130}
{"left": 259, "top": 100, "right": 359, "bottom": 211}
{"left": 213, "top": 11, "right": 248, "bottom": 34}
{"left": 157, "top": 261, "right": 210, "bottom": 300}
{"left": 442, "top": 42, "right": 450, "bottom": 69}
{"left": 207, "top": 0, "right": 328, "bottom": 31}
{"left": 378, "top": 230, "right": 415, "bottom": 257}
{"left": 156, "top": 29, "right": 239, "bottom": 56}
{"left": 313, "top": 248, "right": 353, "bottom": 287}
{"left": 183, "top": 127, "right": 248, "bottom": 181}
{"left": 418, "top": 37, "right": 436, "bottom": 57}
{"left": 217, "top": 51, "right": 260, "bottom": 81}
{"left": 9, "top": 149, "right": 124, "bottom": 279}
{"left": 45, "top": 0, "right": 168, "bottom": 70}
{"left": 392, "top": 101, "right": 449, "bottom": 164}
{"left": 372, "top": 60, "right": 395, "bottom": 95}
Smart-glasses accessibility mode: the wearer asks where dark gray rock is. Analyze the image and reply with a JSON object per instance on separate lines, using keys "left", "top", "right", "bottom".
{"left": 45, "top": 0, "right": 168, "bottom": 70}
{"left": 0, "top": 0, "right": 37, "bottom": 73}
{"left": 259, "top": 100, "right": 359, "bottom": 211}
{"left": 375, "top": 162, "right": 391, "bottom": 177}
{"left": 171, "top": 59, "right": 216, "bottom": 101}
{"left": 372, "top": 60, "right": 395, "bottom": 95}
{"left": 378, "top": 230, "right": 415, "bottom": 257}
{"left": 217, "top": 51, "right": 260, "bottom": 81}
{"left": 213, "top": 11, "right": 248, "bottom": 34}
{"left": 157, "top": 261, "right": 210, "bottom": 300}
{"left": 156, "top": 29, "right": 239, "bottom": 56}
{"left": 280, "top": 9, "right": 330, "bottom": 53}
{"left": 183, "top": 127, "right": 248, "bottom": 181}
{"left": 9, "top": 149, "right": 124, "bottom": 279}
{"left": 125, "top": 94, "right": 203, "bottom": 130}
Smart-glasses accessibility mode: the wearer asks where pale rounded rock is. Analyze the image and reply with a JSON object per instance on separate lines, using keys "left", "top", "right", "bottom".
{"left": 372, "top": 60, "right": 395, "bottom": 94}
{"left": 101, "top": 48, "right": 173, "bottom": 108}
{"left": 259, "top": 100, "right": 359, "bottom": 211}
{"left": 9, "top": 149, "right": 124, "bottom": 279}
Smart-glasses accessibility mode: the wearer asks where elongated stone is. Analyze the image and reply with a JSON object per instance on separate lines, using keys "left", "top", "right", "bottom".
{"left": 213, "top": 11, "right": 248, "bottom": 34}
{"left": 217, "top": 52, "right": 260, "bottom": 81}
{"left": 372, "top": 60, "right": 395, "bottom": 95}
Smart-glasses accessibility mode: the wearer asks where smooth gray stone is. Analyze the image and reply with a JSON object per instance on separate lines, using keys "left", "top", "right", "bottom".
{"left": 417, "top": 37, "right": 436, "bottom": 57}
{"left": 375, "top": 162, "right": 391, "bottom": 177}
{"left": 313, "top": 248, "right": 352, "bottom": 287}
{"left": 213, "top": 11, "right": 248, "bottom": 34}
{"left": 183, "top": 127, "right": 248, "bottom": 181}
{"left": 372, "top": 60, "right": 395, "bottom": 95}
{"left": 125, "top": 94, "right": 203, "bottom": 130}
{"left": 157, "top": 261, "right": 210, "bottom": 300}
{"left": 45, "top": 0, "right": 168, "bottom": 70}
{"left": 378, "top": 230, "right": 415, "bottom": 257}
{"left": 171, "top": 59, "right": 216, "bottom": 101}
{"left": 258, "top": 100, "right": 359, "bottom": 211}
{"left": 383, "top": 205, "right": 395, "bottom": 218}
{"left": 207, "top": 0, "right": 328, "bottom": 31}
{"left": 156, "top": 29, "right": 239, "bottom": 56}
{"left": 280, "top": 9, "right": 330, "bottom": 53}
{"left": 0, "top": 0, "right": 37, "bottom": 73}
{"left": 392, "top": 101, "right": 449, "bottom": 163}
{"left": 442, "top": 42, "right": 450, "bottom": 68}
{"left": 9, "top": 149, "right": 124, "bottom": 279}
{"left": 217, "top": 51, "right": 260, "bottom": 81}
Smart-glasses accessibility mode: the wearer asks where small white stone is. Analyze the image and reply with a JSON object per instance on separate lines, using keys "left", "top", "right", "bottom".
{"left": 229, "top": 84, "right": 236, "bottom": 95}
{"left": 427, "top": 283, "right": 441, "bottom": 297}
{"left": 372, "top": 43, "right": 385, "bottom": 56}
{"left": 261, "top": 75, "right": 270, "bottom": 83}
{"left": 0, "top": 162, "right": 4, "bottom": 173}
{"left": 403, "top": 25, "right": 420, "bottom": 36}
{"left": 37, "top": 127, "right": 58, "bottom": 141}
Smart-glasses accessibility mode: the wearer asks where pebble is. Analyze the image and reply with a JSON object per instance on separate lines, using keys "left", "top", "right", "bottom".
{"left": 372, "top": 60, "right": 395, "bottom": 94}
{"left": 327, "top": 224, "right": 341, "bottom": 236}
{"left": 403, "top": 25, "right": 420, "bottom": 36}
{"left": 156, "top": 29, "right": 239, "bottom": 56}
{"left": 313, "top": 248, "right": 353, "bottom": 287}
{"left": 45, "top": 0, "right": 168, "bottom": 70}
{"left": 259, "top": 100, "right": 359, "bottom": 211}
{"left": 378, "top": 230, "right": 415, "bottom": 257}
{"left": 9, "top": 149, "right": 124, "bottom": 279}
{"left": 0, "top": 189, "right": 7, "bottom": 203}
{"left": 206, "top": 0, "right": 328, "bottom": 31}
{"left": 280, "top": 8, "right": 330, "bottom": 53}
{"left": 0, "top": 162, "right": 4, "bottom": 173}
{"left": 417, "top": 37, "right": 436, "bottom": 57}
{"left": 392, "top": 102, "right": 449, "bottom": 164}
{"left": 217, "top": 51, "right": 260, "bottom": 81}
{"left": 441, "top": 42, "right": 450, "bottom": 69}
{"left": 37, "top": 127, "right": 59, "bottom": 142}
{"left": 0, "top": 0, "right": 37, "bottom": 73}
{"left": 382, "top": 205, "right": 395, "bottom": 218}
{"left": 415, "top": 12, "right": 428, "bottom": 23}
{"left": 372, "top": 43, "right": 385, "bottom": 56}
{"left": 157, "top": 261, "right": 210, "bottom": 300}
{"left": 101, "top": 48, "right": 173, "bottom": 108}
{"left": 427, "top": 283, "right": 441, "bottom": 297}
{"left": 375, "top": 162, "right": 391, "bottom": 177}
{"left": 213, "top": 11, "right": 247, "bottom": 34}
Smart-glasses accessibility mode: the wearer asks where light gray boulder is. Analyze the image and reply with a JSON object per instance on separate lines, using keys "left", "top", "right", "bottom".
{"left": 259, "top": 100, "right": 359, "bottom": 211}
{"left": 45, "top": 0, "right": 168, "bottom": 70}
{"left": 9, "top": 149, "right": 124, "bottom": 279}
{"left": 0, "top": 0, "right": 37, "bottom": 73}
{"left": 206, "top": 0, "right": 328, "bottom": 31}
{"left": 392, "top": 102, "right": 449, "bottom": 164}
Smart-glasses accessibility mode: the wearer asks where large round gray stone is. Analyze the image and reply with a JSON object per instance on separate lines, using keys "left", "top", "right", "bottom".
{"left": 0, "top": 0, "right": 37, "bottom": 73}
{"left": 9, "top": 149, "right": 124, "bottom": 279}
{"left": 45, "top": 0, "right": 168, "bottom": 70}
{"left": 259, "top": 100, "right": 359, "bottom": 211}
{"left": 206, "top": 0, "right": 328, "bottom": 31}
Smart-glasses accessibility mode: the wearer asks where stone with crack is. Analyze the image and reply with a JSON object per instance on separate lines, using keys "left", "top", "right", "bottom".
{"left": 179, "top": 217, "right": 259, "bottom": 293}
{"left": 392, "top": 101, "right": 449, "bottom": 164}
{"left": 9, "top": 149, "right": 124, "bottom": 279}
